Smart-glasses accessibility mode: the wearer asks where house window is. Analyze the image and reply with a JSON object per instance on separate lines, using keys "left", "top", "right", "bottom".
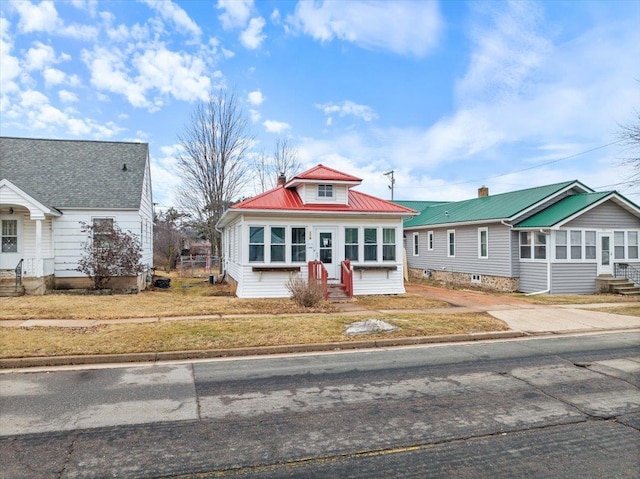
{"left": 1, "top": 219, "right": 18, "bottom": 253}
{"left": 412, "top": 232, "right": 419, "bottom": 256}
{"left": 478, "top": 227, "right": 488, "bottom": 259}
{"left": 534, "top": 232, "right": 546, "bottom": 259}
{"left": 628, "top": 231, "right": 638, "bottom": 259}
{"left": 585, "top": 231, "right": 596, "bottom": 259}
{"left": 364, "top": 228, "right": 377, "bottom": 261}
{"left": 520, "top": 232, "right": 531, "bottom": 259}
{"left": 427, "top": 231, "right": 434, "bottom": 251}
{"left": 614, "top": 231, "right": 625, "bottom": 259}
{"left": 318, "top": 184, "right": 333, "bottom": 198}
{"left": 447, "top": 230, "right": 455, "bottom": 257}
{"left": 570, "top": 230, "right": 582, "bottom": 260}
{"left": 270, "top": 227, "right": 285, "bottom": 262}
{"left": 92, "top": 218, "right": 114, "bottom": 247}
{"left": 345, "top": 227, "right": 359, "bottom": 261}
{"left": 291, "top": 227, "right": 306, "bottom": 262}
{"left": 249, "top": 226, "right": 264, "bottom": 262}
{"left": 383, "top": 228, "right": 396, "bottom": 261}
{"left": 556, "top": 231, "right": 567, "bottom": 260}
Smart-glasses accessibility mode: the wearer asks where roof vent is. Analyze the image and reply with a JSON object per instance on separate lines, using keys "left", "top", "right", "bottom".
{"left": 122, "top": 163, "right": 128, "bottom": 171}
{"left": 478, "top": 185, "right": 489, "bottom": 197}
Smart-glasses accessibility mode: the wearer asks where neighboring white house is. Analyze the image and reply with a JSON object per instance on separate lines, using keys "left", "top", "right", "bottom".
{"left": 0, "top": 137, "right": 154, "bottom": 294}
{"left": 216, "top": 164, "right": 416, "bottom": 298}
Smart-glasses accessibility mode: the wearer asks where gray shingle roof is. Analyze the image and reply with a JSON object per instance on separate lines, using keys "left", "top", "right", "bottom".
{"left": 0, "top": 137, "right": 149, "bottom": 209}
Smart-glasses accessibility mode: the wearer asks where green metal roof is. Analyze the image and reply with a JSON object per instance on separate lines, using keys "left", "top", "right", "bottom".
{"left": 393, "top": 200, "right": 448, "bottom": 213}
{"left": 403, "top": 180, "right": 583, "bottom": 228}
{"left": 514, "top": 192, "right": 612, "bottom": 228}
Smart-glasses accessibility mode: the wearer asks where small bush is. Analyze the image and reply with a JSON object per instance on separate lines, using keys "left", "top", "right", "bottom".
{"left": 286, "top": 275, "right": 325, "bottom": 308}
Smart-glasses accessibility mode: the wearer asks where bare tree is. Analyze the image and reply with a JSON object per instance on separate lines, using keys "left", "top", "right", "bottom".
{"left": 253, "top": 137, "right": 302, "bottom": 193}
{"left": 618, "top": 111, "right": 640, "bottom": 187}
{"left": 154, "top": 208, "right": 186, "bottom": 271}
{"left": 176, "top": 90, "right": 253, "bottom": 255}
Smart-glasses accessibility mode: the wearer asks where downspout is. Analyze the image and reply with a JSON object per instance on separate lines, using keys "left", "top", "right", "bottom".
{"left": 525, "top": 229, "right": 551, "bottom": 295}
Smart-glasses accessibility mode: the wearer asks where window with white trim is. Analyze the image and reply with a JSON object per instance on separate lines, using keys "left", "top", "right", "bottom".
{"left": 534, "top": 232, "right": 546, "bottom": 259}
{"left": 291, "top": 227, "right": 306, "bottom": 262}
{"left": 629, "top": 231, "right": 638, "bottom": 259}
{"left": 520, "top": 232, "right": 531, "bottom": 259}
{"left": 478, "top": 227, "right": 488, "bottom": 259}
{"left": 585, "top": 231, "right": 596, "bottom": 259}
{"left": 92, "top": 217, "right": 114, "bottom": 248}
{"left": 317, "top": 184, "right": 333, "bottom": 198}
{"left": 412, "top": 232, "right": 419, "bottom": 256}
{"left": 364, "top": 228, "right": 377, "bottom": 261}
{"left": 270, "top": 227, "right": 285, "bottom": 262}
{"left": 249, "top": 226, "right": 264, "bottom": 262}
{"left": 447, "top": 229, "right": 455, "bottom": 257}
{"left": 345, "top": 227, "right": 358, "bottom": 261}
{"left": 614, "top": 231, "right": 625, "bottom": 259}
{"left": 427, "top": 231, "right": 434, "bottom": 251}
{"left": 556, "top": 230, "right": 567, "bottom": 259}
{"left": 383, "top": 228, "right": 396, "bottom": 261}
{"left": 570, "top": 230, "right": 582, "bottom": 260}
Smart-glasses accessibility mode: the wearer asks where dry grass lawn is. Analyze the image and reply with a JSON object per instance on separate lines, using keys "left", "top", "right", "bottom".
{"left": 0, "top": 312, "right": 508, "bottom": 358}
{"left": 592, "top": 305, "right": 640, "bottom": 316}
{"left": 515, "top": 293, "right": 640, "bottom": 305}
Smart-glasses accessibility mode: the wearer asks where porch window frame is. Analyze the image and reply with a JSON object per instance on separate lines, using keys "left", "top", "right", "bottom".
{"left": 345, "top": 227, "right": 359, "bottom": 262}
{"left": 291, "top": 227, "right": 306, "bottom": 263}
{"left": 248, "top": 226, "right": 265, "bottom": 263}
{"left": 382, "top": 227, "right": 396, "bottom": 261}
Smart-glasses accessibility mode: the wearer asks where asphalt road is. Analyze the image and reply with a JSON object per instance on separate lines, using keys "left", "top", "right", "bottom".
{"left": 1, "top": 331, "right": 639, "bottom": 479}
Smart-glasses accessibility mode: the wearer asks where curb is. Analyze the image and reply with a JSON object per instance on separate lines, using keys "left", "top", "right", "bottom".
{"left": 0, "top": 331, "right": 524, "bottom": 369}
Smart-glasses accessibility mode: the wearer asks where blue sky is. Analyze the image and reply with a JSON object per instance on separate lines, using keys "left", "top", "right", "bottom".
{"left": 1, "top": 0, "right": 639, "bottom": 209}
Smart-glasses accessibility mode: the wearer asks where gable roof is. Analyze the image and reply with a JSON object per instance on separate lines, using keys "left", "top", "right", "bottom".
{"left": 0, "top": 136, "right": 149, "bottom": 210}
{"left": 403, "top": 180, "right": 591, "bottom": 228}
{"left": 285, "top": 164, "right": 362, "bottom": 188}
{"left": 514, "top": 191, "right": 640, "bottom": 228}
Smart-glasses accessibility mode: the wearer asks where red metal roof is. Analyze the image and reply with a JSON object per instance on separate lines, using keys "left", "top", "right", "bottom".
{"left": 289, "top": 164, "right": 362, "bottom": 183}
{"left": 231, "top": 185, "right": 415, "bottom": 214}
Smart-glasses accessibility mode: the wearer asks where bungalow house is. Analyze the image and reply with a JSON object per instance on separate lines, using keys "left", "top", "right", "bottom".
{"left": 216, "top": 164, "right": 416, "bottom": 298}
{"left": 397, "top": 181, "right": 640, "bottom": 295}
{"left": 0, "top": 137, "right": 154, "bottom": 294}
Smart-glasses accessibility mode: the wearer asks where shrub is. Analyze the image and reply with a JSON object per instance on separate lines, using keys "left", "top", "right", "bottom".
{"left": 286, "top": 275, "right": 325, "bottom": 308}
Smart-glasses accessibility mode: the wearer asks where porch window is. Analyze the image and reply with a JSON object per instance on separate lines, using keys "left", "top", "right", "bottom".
{"left": 555, "top": 231, "right": 567, "bottom": 259}
{"left": 270, "top": 227, "right": 285, "bottom": 262}
{"left": 1, "top": 219, "right": 18, "bottom": 253}
{"left": 614, "top": 231, "right": 625, "bottom": 259}
{"left": 585, "top": 231, "right": 596, "bottom": 259}
{"left": 413, "top": 232, "right": 419, "bottom": 256}
{"left": 478, "top": 227, "right": 488, "bottom": 259}
{"left": 629, "top": 231, "right": 638, "bottom": 259}
{"left": 570, "top": 231, "right": 582, "bottom": 260}
{"left": 383, "top": 228, "right": 396, "bottom": 261}
{"left": 520, "top": 232, "right": 531, "bottom": 259}
{"left": 249, "top": 226, "right": 264, "bottom": 262}
{"left": 345, "top": 227, "right": 359, "bottom": 261}
{"left": 318, "top": 184, "right": 333, "bottom": 198}
{"left": 447, "top": 230, "right": 455, "bottom": 257}
{"left": 427, "top": 231, "right": 434, "bottom": 251}
{"left": 291, "top": 227, "right": 306, "bottom": 262}
{"left": 534, "top": 232, "right": 546, "bottom": 259}
{"left": 364, "top": 228, "right": 377, "bottom": 261}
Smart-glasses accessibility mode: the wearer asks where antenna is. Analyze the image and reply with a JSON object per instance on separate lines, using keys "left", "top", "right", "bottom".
{"left": 383, "top": 170, "right": 395, "bottom": 200}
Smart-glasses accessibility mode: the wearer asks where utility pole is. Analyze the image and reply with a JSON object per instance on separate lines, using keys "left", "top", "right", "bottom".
{"left": 384, "top": 170, "right": 395, "bottom": 200}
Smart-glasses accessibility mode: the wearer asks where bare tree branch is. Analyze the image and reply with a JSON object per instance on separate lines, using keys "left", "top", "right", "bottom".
{"left": 618, "top": 111, "right": 640, "bottom": 188}
{"left": 252, "top": 137, "right": 302, "bottom": 193}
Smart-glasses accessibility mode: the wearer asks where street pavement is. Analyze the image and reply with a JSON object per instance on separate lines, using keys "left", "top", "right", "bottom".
{"left": 1, "top": 332, "right": 639, "bottom": 478}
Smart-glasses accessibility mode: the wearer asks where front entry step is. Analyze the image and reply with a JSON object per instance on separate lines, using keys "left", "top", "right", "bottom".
{"left": 327, "top": 283, "right": 351, "bottom": 302}
{"left": 0, "top": 283, "right": 25, "bottom": 297}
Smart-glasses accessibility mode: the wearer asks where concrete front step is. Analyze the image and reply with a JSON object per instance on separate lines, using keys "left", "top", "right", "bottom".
{"left": 327, "top": 284, "right": 351, "bottom": 303}
{"left": 0, "top": 285, "right": 25, "bottom": 297}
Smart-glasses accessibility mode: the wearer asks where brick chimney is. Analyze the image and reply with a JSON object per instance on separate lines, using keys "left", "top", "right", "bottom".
{"left": 277, "top": 172, "right": 286, "bottom": 186}
{"left": 478, "top": 186, "right": 489, "bottom": 198}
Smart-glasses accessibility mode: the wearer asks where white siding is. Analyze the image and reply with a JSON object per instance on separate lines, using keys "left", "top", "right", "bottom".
{"left": 138, "top": 162, "right": 154, "bottom": 268}
{"left": 551, "top": 263, "right": 597, "bottom": 294}
{"left": 298, "top": 184, "right": 349, "bottom": 205}
{"left": 519, "top": 262, "right": 548, "bottom": 293}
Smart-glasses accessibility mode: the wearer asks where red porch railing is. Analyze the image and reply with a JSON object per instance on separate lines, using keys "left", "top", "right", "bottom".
{"left": 340, "top": 258, "right": 353, "bottom": 298}
{"left": 308, "top": 260, "right": 328, "bottom": 300}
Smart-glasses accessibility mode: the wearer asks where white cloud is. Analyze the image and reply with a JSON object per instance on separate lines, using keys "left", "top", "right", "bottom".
{"left": 10, "top": 0, "right": 97, "bottom": 40}
{"left": 0, "top": 18, "right": 21, "bottom": 95}
{"left": 43, "top": 68, "right": 66, "bottom": 87}
{"left": 141, "top": 0, "right": 202, "bottom": 37}
{"left": 263, "top": 119, "right": 291, "bottom": 133}
{"left": 58, "top": 89, "right": 78, "bottom": 103}
{"left": 217, "top": 0, "right": 253, "bottom": 29}
{"left": 240, "top": 17, "right": 266, "bottom": 49}
{"left": 316, "top": 100, "right": 378, "bottom": 122}
{"left": 24, "top": 42, "right": 57, "bottom": 71}
{"left": 287, "top": 0, "right": 443, "bottom": 57}
{"left": 249, "top": 108, "right": 261, "bottom": 123}
{"left": 69, "top": 0, "right": 98, "bottom": 17}
{"left": 247, "top": 89, "right": 264, "bottom": 105}
{"left": 270, "top": 9, "right": 281, "bottom": 23}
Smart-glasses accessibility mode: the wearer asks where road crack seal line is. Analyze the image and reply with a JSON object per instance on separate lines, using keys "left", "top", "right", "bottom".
{"left": 574, "top": 361, "right": 640, "bottom": 391}
{"left": 191, "top": 363, "right": 202, "bottom": 421}
{"left": 56, "top": 431, "right": 79, "bottom": 479}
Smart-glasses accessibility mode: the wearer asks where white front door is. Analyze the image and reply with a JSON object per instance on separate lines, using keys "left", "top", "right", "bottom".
{"left": 0, "top": 216, "right": 22, "bottom": 270}
{"left": 316, "top": 227, "right": 338, "bottom": 279}
{"left": 597, "top": 232, "right": 613, "bottom": 276}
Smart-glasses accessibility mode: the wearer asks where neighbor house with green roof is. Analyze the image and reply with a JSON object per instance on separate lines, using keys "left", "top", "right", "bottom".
{"left": 396, "top": 181, "right": 640, "bottom": 294}
{"left": 0, "top": 137, "right": 154, "bottom": 295}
